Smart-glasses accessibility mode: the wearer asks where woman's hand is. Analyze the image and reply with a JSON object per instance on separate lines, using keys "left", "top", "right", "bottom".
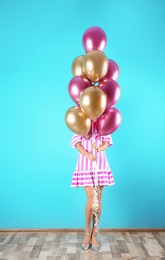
{"left": 91, "top": 141, "right": 109, "bottom": 153}
{"left": 86, "top": 153, "right": 96, "bottom": 161}
{"left": 75, "top": 142, "right": 97, "bottom": 160}
{"left": 91, "top": 143, "right": 97, "bottom": 152}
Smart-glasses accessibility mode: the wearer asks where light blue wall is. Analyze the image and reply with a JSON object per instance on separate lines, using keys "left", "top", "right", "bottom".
{"left": 0, "top": 0, "right": 165, "bottom": 229}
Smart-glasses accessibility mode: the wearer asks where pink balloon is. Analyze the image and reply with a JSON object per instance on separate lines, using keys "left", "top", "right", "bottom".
{"left": 102, "top": 59, "right": 120, "bottom": 81}
{"left": 99, "top": 79, "right": 121, "bottom": 110}
{"left": 82, "top": 26, "right": 107, "bottom": 52}
{"left": 96, "top": 107, "right": 122, "bottom": 135}
{"left": 68, "top": 76, "right": 91, "bottom": 104}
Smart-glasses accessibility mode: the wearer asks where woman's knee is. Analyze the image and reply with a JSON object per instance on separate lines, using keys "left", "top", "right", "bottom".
{"left": 85, "top": 186, "right": 103, "bottom": 206}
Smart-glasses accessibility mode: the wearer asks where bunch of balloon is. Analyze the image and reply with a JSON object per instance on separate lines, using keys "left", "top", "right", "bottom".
{"left": 65, "top": 26, "right": 122, "bottom": 138}
{"left": 65, "top": 26, "right": 122, "bottom": 232}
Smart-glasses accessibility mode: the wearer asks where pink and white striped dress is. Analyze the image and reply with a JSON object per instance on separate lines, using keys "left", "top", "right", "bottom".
{"left": 70, "top": 132, "right": 115, "bottom": 188}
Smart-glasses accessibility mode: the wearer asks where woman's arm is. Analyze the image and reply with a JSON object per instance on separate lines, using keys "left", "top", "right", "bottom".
{"left": 75, "top": 142, "right": 96, "bottom": 161}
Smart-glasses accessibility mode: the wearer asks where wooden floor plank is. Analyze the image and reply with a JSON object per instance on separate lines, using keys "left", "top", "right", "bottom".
{"left": 0, "top": 231, "right": 165, "bottom": 259}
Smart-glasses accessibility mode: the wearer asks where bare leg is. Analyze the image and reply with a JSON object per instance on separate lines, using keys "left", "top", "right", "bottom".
{"left": 92, "top": 186, "right": 104, "bottom": 246}
{"left": 82, "top": 186, "right": 95, "bottom": 245}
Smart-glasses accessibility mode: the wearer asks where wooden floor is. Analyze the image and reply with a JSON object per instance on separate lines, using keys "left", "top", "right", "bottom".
{"left": 0, "top": 231, "right": 165, "bottom": 259}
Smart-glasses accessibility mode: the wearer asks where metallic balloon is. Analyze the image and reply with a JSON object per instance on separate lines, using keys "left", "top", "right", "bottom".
{"left": 68, "top": 76, "right": 91, "bottom": 104}
{"left": 96, "top": 107, "right": 122, "bottom": 135}
{"left": 65, "top": 106, "right": 91, "bottom": 137}
{"left": 102, "top": 59, "right": 120, "bottom": 81}
{"left": 99, "top": 79, "right": 121, "bottom": 110}
{"left": 80, "top": 86, "right": 107, "bottom": 122}
{"left": 82, "top": 26, "right": 107, "bottom": 52}
{"left": 72, "top": 55, "right": 86, "bottom": 77}
{"left": 83, "top": 50, "right": 108, "bottom": 83}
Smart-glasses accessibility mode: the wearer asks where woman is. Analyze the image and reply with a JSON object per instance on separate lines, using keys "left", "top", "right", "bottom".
{"left": 70, "top": 130, "right": 114, "bottom": 251}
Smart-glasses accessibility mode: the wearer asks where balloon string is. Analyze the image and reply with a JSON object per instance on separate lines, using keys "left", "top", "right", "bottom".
{"left": 91, "top": 120, "right": 100, "bottom": 233}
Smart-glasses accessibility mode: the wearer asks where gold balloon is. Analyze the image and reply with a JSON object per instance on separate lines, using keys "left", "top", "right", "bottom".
{"left": 80, "top": 86, "right": 107, "bottom": 121}
{"left": 65, "top": 106, "right": 91, "bottom": 137}
{"left": 72, "top": 55, "right": 86, "bottom": 77}
{"left": 83, "top": 50, "right": 108, "bottom": 83}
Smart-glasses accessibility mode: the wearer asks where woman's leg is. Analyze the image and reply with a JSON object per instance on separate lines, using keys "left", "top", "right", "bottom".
{"left": 82, "top": 186, "right": 95, "bottom": 245}
{"left": 92, "top": 186, "right": 104, "bottom": 246}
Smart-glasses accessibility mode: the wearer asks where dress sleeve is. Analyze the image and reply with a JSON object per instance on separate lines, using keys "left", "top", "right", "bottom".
{"left": 100, "top": 135, "right": 113, "bottom": 147}
{"left": 70, "top": 134, "right": 83, "bottom": 148}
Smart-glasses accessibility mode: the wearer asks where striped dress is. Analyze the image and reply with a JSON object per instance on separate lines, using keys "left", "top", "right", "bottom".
{"left": 70, "top": 132, "right": 115, "bottom": 188}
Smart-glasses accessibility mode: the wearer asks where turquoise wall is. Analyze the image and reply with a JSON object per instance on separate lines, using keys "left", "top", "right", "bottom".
{"left": 0, "top": 0, "right": 165, "bottom": 229}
